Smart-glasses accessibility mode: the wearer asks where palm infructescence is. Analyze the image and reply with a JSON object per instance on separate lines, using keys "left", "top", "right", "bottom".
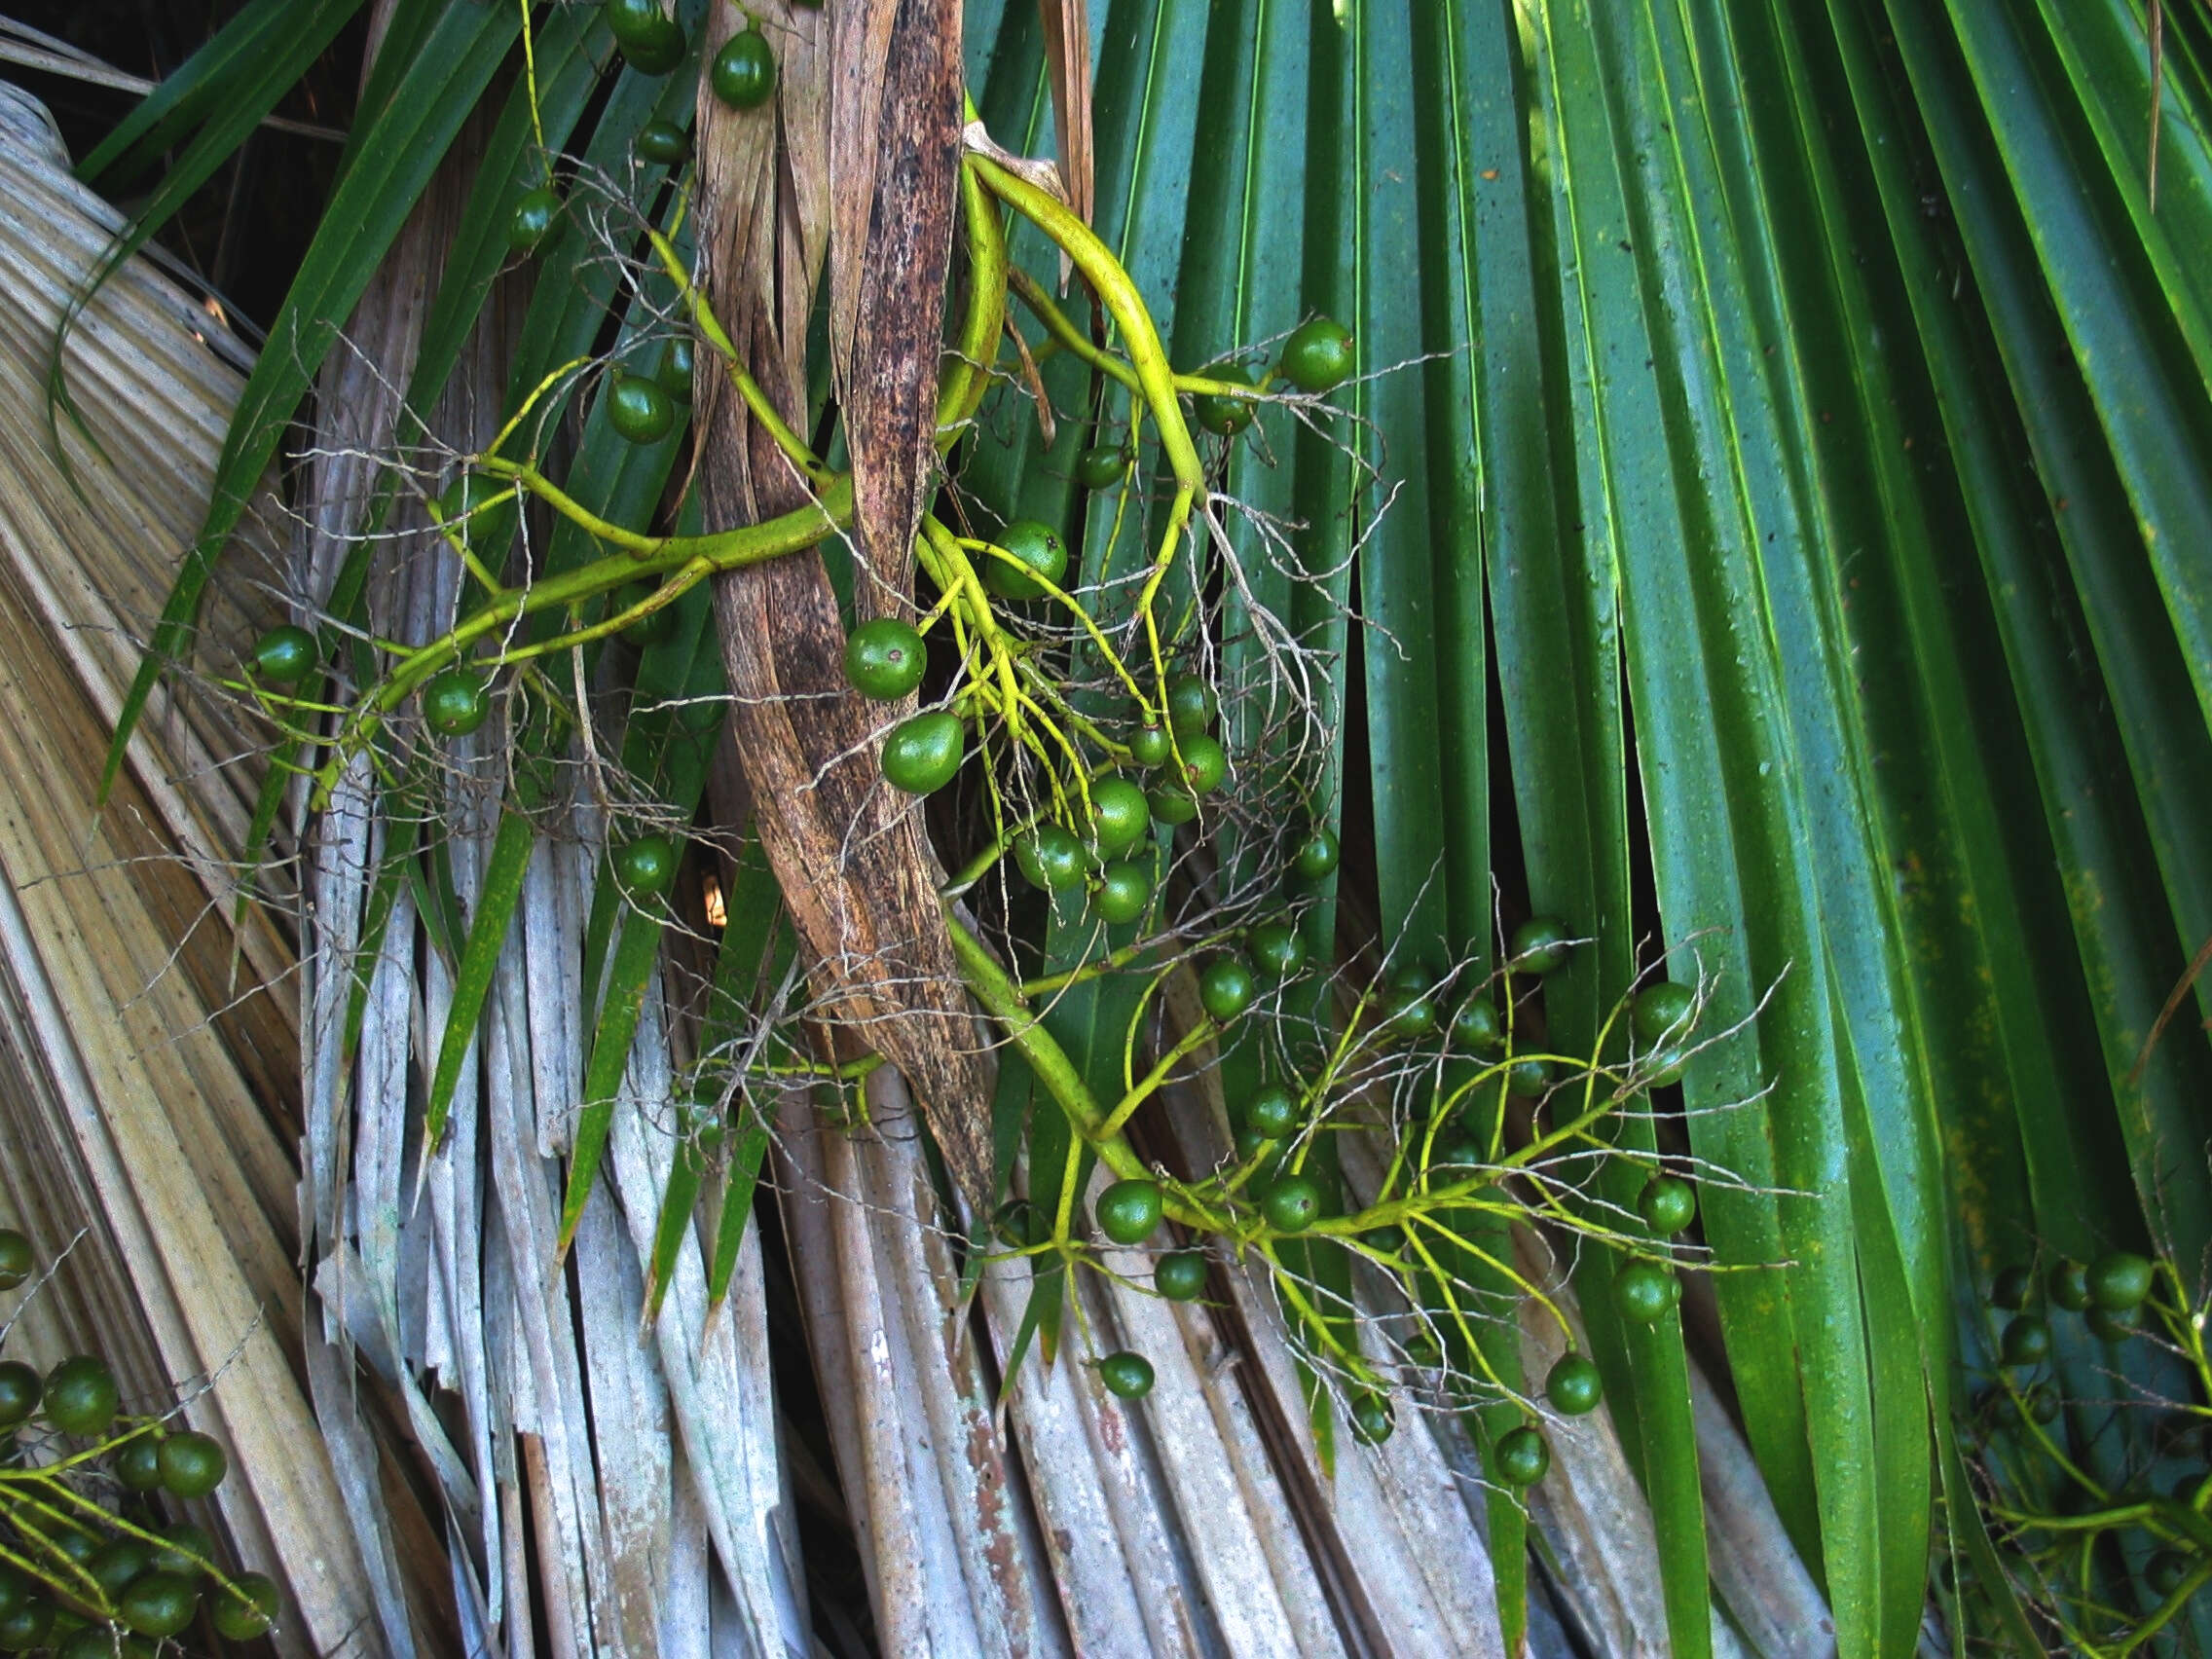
{"left": 16, "top": 0, "right": 2207, "bottom": 1653}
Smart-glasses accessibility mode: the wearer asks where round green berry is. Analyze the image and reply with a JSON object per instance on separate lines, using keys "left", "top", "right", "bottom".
{"left": 115, "top": 1433, "right": 164, "bottom": 1503}
{"left": 1085, "top": 778, "right": 1151, "bottom": 860}
{"left": 2048, "top": 1259, "right": 2090, "bottom": 1311}
{"left": 1348, "top": 1392, "right": 1394, "bottom": 1446}
{"left": 1154, "top": 1250, "right": 1207, "bottom": 1302}
{"left": 39, "top": 1527, "right": 96, "bottom": 1569}
{"left": 607, "top": 372, "right": 677, "bottom": 444}
{"left": 1247, "top": 920, "right": 1308, "bottom": 979}
{"left": 422, "top": 671, "right": 492, "bottom": 737}
{"left": 249, "top": 625, "right": 316, "bottom": 685}
{"left": 1128, "top": 722, "right": 1174, "bottom": 767}
{"left": 1638, "top": 1174, "right": 1697, "bottom": 1235}
{"left": 1094, "top": 1179, "right": 1163, "bottom": 1246}
{"left": 1428, "top": 1133, "right": 1483, "bottom": 1173}
{"left": 1503, "top": 1056, "right": 1551, "bottom": 1098}
{"left": 2086, "top": 1304, "right": 2139, "bottom": 1344}
{"left": 1632, "top": 980, "right": 1696, "bottom": 1046}
{"left": 659, "top": 335, "right": 695, "bottom": 400}
{"left": 1192, "top": 361, "right": 1257, "bottom": 435}
{"left": 992, "top": 1199, "right": 1048, "bottom": 1250}
{"left": 1999, "top": 1314, "right": 2051, "bottom": 1369}
{"left": 1451, "top": 998, "right": 1503, "bottom": 1053}
{"left": 983, "top": 520, "right": 1068, "bottom": 601}
{"left": 1098, "top": 1351, "right": 1155, "bottom": 1400}
{"left": 2146, "top": 1551, "right": 2190, "bottom": 1598}
{"left": 636, "top": 118, "right": 691, "bottom": 166}
{"left": 0, "top": 1365, "right": 40, "bottom": 1432}
{"left": 507, "top": 186, "right": 558, "bottom": 253}
{"left": 209, "top": 1572, "right": 280, "bottom": 1641}
{"left": 2086, "top": 1250, "right": 2155, "bottom": 1312}
{"left": 0, "top": 1598, "right": 50, "bottom": 1652}
{"left": 1509, "top": 917, "right": 1572, "bottom": 974}
{"left": 1198, "top": 957, "right": 1257, "bottom": 1024}
{"left": 1243, "top": 1085, "right": 1300, "bottom": 1139}
{"left": 1015, "top": 824, "right": 1089, "bottom": 893}
{"left": 1493, "top": 1425, "right": 1550, "bottom": 1487}
{"left": 604, "top": 0, "right": 671, "bottom": 45}
{"left": 1612, "top": 1261, "right": 1674, "bottom": 1325}
{"left": 709, "top": 27, "right": 777, "bottom": 108}
{"left": 1148, "top": 785, "right": 1199, "bottom": 827}
{"left": 55, "top": 1626, "right": 142, "bottom": 1659}
{"left": 42, "top": 1356, "right": 117, "bottom": 1437}
{"left": 1170, "top": 734, "right": 1228, "bottom": 796}
{"left": 1989, "top": 1264, "right": 2034, "bottom": 1311}
{"left": 1091, "top": 862, "right": 1153, "bottom": 926}
{"left": 152, "top": 1521, "right": 214, "bottom": 1577}
{"left": 159, "top": 1429, "right": 228, "bottom": 1499}
{"left": 1277, "top": 317, "right": 1354, "bottom": 392}
{"left": 1384, "top": 977, "right": 1436, "bottom": 1041}
{"left": 1291, "top": 825, "right": 1340, "bottom": 881}
{"left": 1261, "top": 1172, "right": 1325, "bottom": 1234}
{"left": 118, "top": 1572, "right": 198, "bottom": 1640}
{"left": 1076, "top": 445, "right": 1130, "bottom": 490}
{"left": 615, "top": 11, "right": 685, "bottom": 73}
{"left": 1164, "top": 673, "right": 1218, "bottom": 735}
{"left": 844, "top": 618, "right": 928, "bottom": 700}
{"left": 437, "top": 471, "right": 515, "bottom": 557}
{"left": 90, "top": 1536, "right": 154, "bottom": 1601}
{"left": 1360, "top": 1224, "right": 1406, "bottom": 1255}
{"left": 612, "top": 834, "right": 678, "bottom": 900}
{"left": 1546, "top": 1353, "right": 1604, "bottom": 1416}
{"left": 1982, "top": 1385, "right": 2020, "bottom": 1430}
{"left": 879, "top": 712, "right": 964, "bottom": 794}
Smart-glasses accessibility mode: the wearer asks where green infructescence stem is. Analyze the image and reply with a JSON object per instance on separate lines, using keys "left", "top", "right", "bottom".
{"left": 962, "top": 161, "right": 1197, "bottom": 484}
{"left": 1002, "top": 268, "right": 1271, "bottom": 407}
{"left": 0, "top": 1466, "right": 265, "bottom": 1620}
{"left": 945, "top": 908, "right": 1235, "bottom": 1233}
{"left": 939, "top": 160, "right": 1010, "bottom": 433}
{"left": 1259, "top": 1239, "right": 1386, "bottom": 1390}
{"left": 966, "top": 156, "right": 1202, "bottom": 600}
{"left": 943, "top": 909, "right": 1138, "bottom": 1168}
{"left": 1097, "top": 1017, "right": 1218, "bottom": 1140}
{"left": 361, "top": 472, "right": 850, "bottom": 719}
{"left": 642, "top": 226, "right": 831, "bottom": 491}
{"left": 1020, "top": 935, "right": 1157, "bottom": 996}
{"left": 2117, "top": 1556, "right": 2212, "bottom": 1656}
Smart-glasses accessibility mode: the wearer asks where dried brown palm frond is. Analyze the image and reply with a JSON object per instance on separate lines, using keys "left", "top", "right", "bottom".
{"left": 0, "top": 77, "right": 403, "bottom": 1658}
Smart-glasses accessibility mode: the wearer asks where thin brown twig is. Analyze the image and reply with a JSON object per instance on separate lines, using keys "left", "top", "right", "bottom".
{"left": 2151, "top": 0, "right": 2166, "bottom": 211}
{"left": 2127, "top": 930, "right": 2212, "bottom": 1087}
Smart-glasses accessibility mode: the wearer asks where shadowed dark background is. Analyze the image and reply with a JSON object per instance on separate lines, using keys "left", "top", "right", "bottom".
{"left": 6, "top": 2, "right": 364, "bottom": 331}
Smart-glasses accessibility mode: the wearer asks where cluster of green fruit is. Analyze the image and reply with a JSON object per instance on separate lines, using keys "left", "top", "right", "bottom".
{"left": 862, "top": 308, "right": 1358, "bottom": 818}
{"left": 1988, "top": 1248, "right": 2157, "bottom": 1366}
{"left": 1372, "top": 961, "right": 1701, "bottom": 1483}
{"left": 241, "top": 331, "right": 699, "bottom": 745}
{"left": 0, "top": 1233, "right": 278, "bottom": 1653}
{"left": 1187, "top": 316, "right": 1357, "bottom": 435}
{"left": 1024, "top": 914, "right": 1706, "bottom": 1488}
{"left": 504, "top": 2, "right": 786, "bottom": 256}
{"left": 1963, "top": 1243, "right": 2212, "bottom": 1643}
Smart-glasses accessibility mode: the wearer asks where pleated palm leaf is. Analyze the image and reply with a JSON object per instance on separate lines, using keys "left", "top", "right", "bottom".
{"left": 18, "top": 0, "right": 2206, "bottom": 1654}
